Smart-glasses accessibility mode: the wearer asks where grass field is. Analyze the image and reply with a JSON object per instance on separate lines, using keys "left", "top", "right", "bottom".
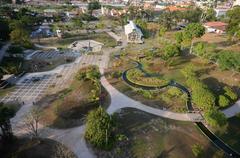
{"left": 97, "top": 108, "right": 218, "bottom": 158}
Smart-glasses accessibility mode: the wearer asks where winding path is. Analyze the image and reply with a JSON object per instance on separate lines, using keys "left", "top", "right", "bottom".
{"left": 8, "top": 39, "right": 240, "bottom": 158}
{"left": 121, "top": 61, "right": 240, "bottom": 157}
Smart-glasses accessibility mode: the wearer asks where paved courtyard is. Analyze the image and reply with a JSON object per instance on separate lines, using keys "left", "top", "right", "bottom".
{"left": 28, "top": 49, "right": 80, "bottom": 60}
{"left": 1, "top": 51, "right": 110, "bottom": 102}
{"left": 1, "top": 74, "right": 56, "bottom": 102}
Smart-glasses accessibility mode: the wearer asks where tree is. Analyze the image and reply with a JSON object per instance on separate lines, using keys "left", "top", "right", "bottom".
{"left": 134, "top": 18, "right": 148, "bottom": 37}
{"left": 85, "top": 107, "right": 116, "bottom": 149}
{"left": 204, "top": 8, "right": 217, "bottom": 22}
{"left": 182, "top": 23, "right": 205, "bottom": 54}
{"left": 217, "top": 51, "right": 240, "bottom": 72}
{"left": 88, "top": 1, "right": 100, "bottom": 15}
{"left": 181, "top": 64, "right": 197, "bottom": 78}
{"left": 192, "top": 144, "right": 204, "bottom": 158}
{"left": 192, "top": 86, "right": 216, "bottom": 110}
{"left": 175, "top": 31, "right": 184, "bottom": 45}
{"left": 0, "top": 18, "right": 10, "bottom": 41}
{"left": 72, "top": 17, "right": 83, "bottom": 29}
{"left": 204, "top": 108, "right": 227, "bottom": 128}
{"left": 193, "top": 42, "right": 216, "bottom": 60}
{"left": 163, "top": 44, "right": 181, "bottom": 60}
{"left": 226, "top": 6, "right": 240, "bottom": 41}
{"left": 23, "top": 106, "right": 42, "bottom": 137}
{"left": 0, "top": 103, "right": 16, "bottom": 140}
{"left": 10, "top": 28, "right": 32, "bottom": 48}
{"left": 158, "top": 25, "right": 167, "bottom": 38}
{"left": 181, "top": 8, "right": 203, "bottom": 23}
{"left": 218, "top": 95, "right": 230, "bottom": 108}
{"left": 158, "top": 11, "right": 176, "bottom": 30}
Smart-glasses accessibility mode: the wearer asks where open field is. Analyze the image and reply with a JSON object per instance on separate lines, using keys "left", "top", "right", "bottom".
{"left": 95, "top": 108, "right": 218, "bottom": 158}
{"left": 38, "top": 68, "right": 109, "bottom": 129}
{"left": 0, "top": 138, "right": 76, "bottom": 158}
{"left": 216, "top": 116, "right": 240, "bottom": 153}
{"left": 32, "top": 33, "right": 117, "bottom": 49}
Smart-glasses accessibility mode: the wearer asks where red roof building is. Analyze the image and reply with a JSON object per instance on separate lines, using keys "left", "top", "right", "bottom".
{"left": 204, "top": 21, "right": 228, "bottom": 34}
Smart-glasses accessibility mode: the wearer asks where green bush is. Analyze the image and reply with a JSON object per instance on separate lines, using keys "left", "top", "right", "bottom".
{"left": 167, "top": 87, "right": 182, "bottom": 97}
{"left": 7, "top": 45, "right": 23, "bottom": 54}
{"left": 186, "top": 76, "right": 216, "bottom": 110}
{"left": 217, "top": 50, "right": 240, "bottom": 71}
{"left": 192, "top": 144, "right": 204, "bottom": 158}
{"left": 218, "top": 95, "right": 230, "bottom": 108}
{"left": 223, "top": 86, "right": 238, "bottom": 101}
{"left": 192, "top": 87, "right": 215, "bottom": 110}
{"left": 204, "top": 108, "right": 227, "bottom": 128}
{"left": 76, "top": 66, "right": 100, "bottom": 81}
{"left": 181, "top": 64, "right": 197, "bottom": 78}
{"left": 85, "top": 107, "right": 116, "bottom": 150}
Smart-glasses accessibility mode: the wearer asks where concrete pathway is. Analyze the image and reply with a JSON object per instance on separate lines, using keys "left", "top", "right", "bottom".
{"left": 8, "top": 36, "right": 240, "bottom": 158}
{"left": 100, "top": 71, "right": 203, "bottom": 122}
{"left": 222, "top": 100, "right": 240, "bottom": 118}
{"left": 34, "top": 43, "right": 58, "bottom": 50}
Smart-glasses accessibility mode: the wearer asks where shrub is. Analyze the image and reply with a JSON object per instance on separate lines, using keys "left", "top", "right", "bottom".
{"left": 76, "top": 66, "right": 100, "bottom": 81}
{"left": 223, "top": 86, "right": 238, "bottom": 101}
{"left": 218, "top": 95, "right": 230, "bottom": 108}
{"left": 7, "top": 45, "right": 23, "bottom": 54}
{"left": 181, "top": 64, "right": 197, "bottom": 78}
{"left": 85, "top": 107, "right": 116, "bottom": 150}
{"left": 192, "top": 144, "right": 204, "bottom": 158}
{"left": 204, "top": 108, "right": 227, "bottom": 128}
{"left": 167, "top": 87, "right": 182, "bottom": 97}
{"left": 192, "top": 87, "right": 215, "bottom": 110}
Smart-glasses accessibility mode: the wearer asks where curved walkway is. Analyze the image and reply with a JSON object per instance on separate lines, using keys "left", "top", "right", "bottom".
{"left": 100, "top": 73, "right": 203, "bottom": 122}
{"left": 120, "top": 61, "right": 240, "bottom": 157}
{"left": 9, "top": 40, "right": 240, "bottom": 158}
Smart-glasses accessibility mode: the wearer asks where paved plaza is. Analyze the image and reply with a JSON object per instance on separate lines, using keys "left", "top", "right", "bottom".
{"left": 1, "top": 74, "right": 56, "bottom": 102}
{"left": 1, "top": 51, "right": 110, "bottom": 102}
{"left": 29, "top": 49, "right": 80, "bottom": 60}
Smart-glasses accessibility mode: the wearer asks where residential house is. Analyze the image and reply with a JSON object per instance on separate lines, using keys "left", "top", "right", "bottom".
{"left": 204, "top": 21, "right": 227, "bottom": 34}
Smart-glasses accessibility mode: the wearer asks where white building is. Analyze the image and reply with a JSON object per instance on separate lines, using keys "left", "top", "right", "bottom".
{"left": 124, "top": 21, "right": 143, "bottom": 44}
{"left": 233, "top": 0, "right": 240, "bottom": 6}
{"left": 214, "top": 7, "right": 230, "bottom": 17}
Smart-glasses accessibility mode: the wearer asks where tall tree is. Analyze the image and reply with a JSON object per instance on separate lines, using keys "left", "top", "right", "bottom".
{"left": 226, "top": 6, "right": 240, "bottom": 41}
{"left": 85, "top": 107, "right": 116, "bottom": 149}
{"left": 182, "top": 23, "right": 205, "bottom": 54}
{"left": 0, "top": 103, "right": 16, "bottom": 140}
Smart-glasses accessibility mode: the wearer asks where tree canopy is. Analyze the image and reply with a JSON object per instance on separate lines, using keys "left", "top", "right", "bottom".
{"left": 226, "top": 6, "right": 240, "bottom": 39}
{"left": 85, "top": 107, "right": 116, "bottom": 149}
{"left": 204, "top": 108, "right": 227, "bottom": 128}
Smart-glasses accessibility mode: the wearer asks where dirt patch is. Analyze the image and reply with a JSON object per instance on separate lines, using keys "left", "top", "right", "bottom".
{"left": 0, "top": 137, "right": 76, "bottom": 158}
